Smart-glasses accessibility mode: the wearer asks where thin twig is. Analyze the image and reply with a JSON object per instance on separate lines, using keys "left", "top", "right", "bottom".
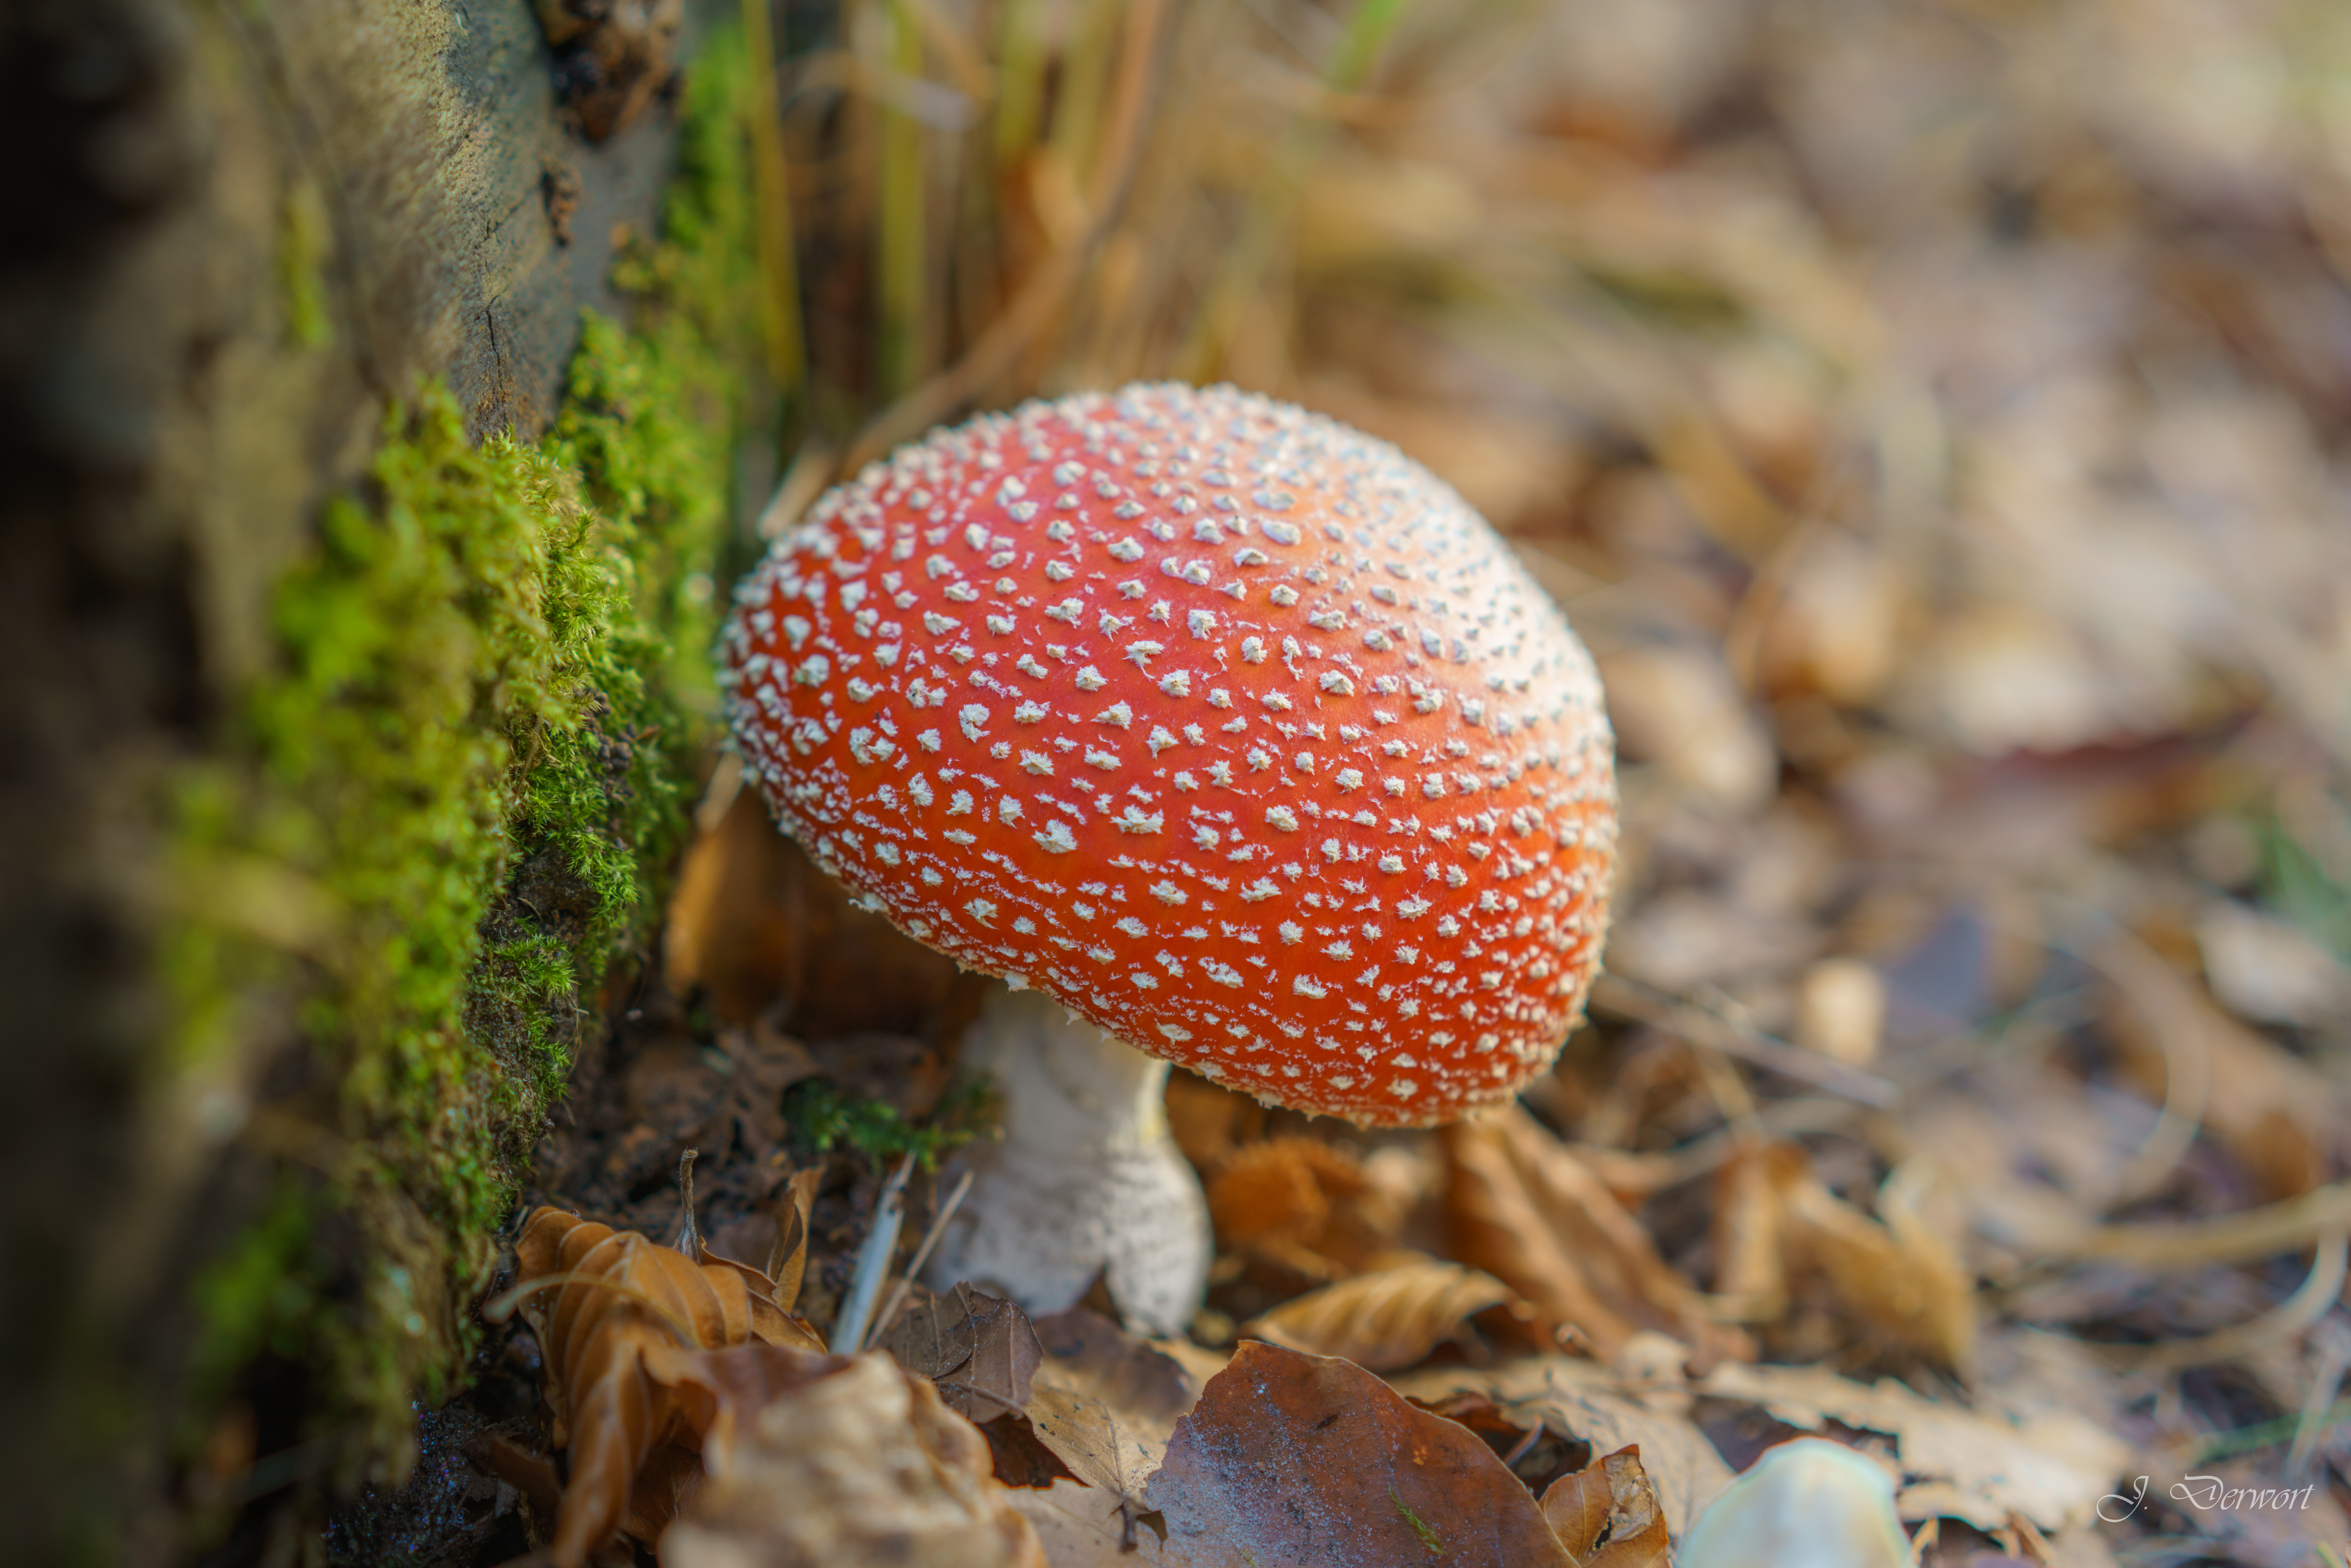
{"left": 2065, "top": 923, "right": 2211, "bottom": 1209}
{"left": 861, "top": 1166, "right": 976, "bottom": 1350}
{"left": 831, "top": 1152, "right": 917, "bottom": 1353}
{"left": 671, "top": 1147, "right": 702, "bottom": 1257}
{"left": 2092, "top": 1227, "right": 2349, "bottom": 1374}
{"left": 2039, "top": 1180, "right": 2351, "bottom": 1269}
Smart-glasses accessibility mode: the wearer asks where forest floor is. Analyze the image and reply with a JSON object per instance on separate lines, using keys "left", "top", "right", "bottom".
{"left": 333, "top": 0, "right": 2351, "bottom": 1562}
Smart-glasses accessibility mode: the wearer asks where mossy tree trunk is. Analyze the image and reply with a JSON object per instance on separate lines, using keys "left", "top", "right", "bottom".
{"left": 0, "top": 0, "right": 765, "bottom": 1558}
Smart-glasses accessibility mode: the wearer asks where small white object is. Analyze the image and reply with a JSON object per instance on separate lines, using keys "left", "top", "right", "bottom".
{"left": 1677, "top": 1439, "right": 1909, "bottom": 1568}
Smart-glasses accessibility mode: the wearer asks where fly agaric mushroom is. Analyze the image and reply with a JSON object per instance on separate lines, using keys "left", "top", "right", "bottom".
{"left": 720, "top": 384, "right": 1615, "bottom": 1335}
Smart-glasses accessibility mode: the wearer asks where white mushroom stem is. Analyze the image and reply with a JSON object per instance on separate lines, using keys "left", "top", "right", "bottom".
{"left": 923, "top": 985, "right": 1211, "bottom": 1337}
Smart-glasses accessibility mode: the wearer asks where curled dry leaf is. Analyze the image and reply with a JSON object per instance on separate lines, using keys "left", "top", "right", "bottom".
{"left": 1442, "top": 1107, "right": 1747, "bottom": 1366}
{"left": 657, "top": 1344, "right": 1046, "bottom": 1568}
{"left": 493, "top": 1207, "right": 824, "bottom": 1566}
{"left": 1246, "top": 1256, "right": 1513, "bottom": 1371}
{"left": 1540, "top": 1445, "right": 1672, "bottom": 1568}
{"left": 1146, "top": 1341, "right": 1579, "bottom": 1568}
{"left": 1758, "top": 1144, "right": 1977, "bottom": 1373}
{"left": 765, "top": 1165, "right": 823, "bottom": 1311}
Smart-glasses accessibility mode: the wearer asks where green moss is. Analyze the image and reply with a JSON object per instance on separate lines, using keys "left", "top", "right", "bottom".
{"left": 783, "top": 1078, "right": 995, "bottom": 1172}
{"left": 170, "top": 23, "right": 768, "bottom": 1483}
{"left": 1392, "top": 1489, "right": 1445, "bottom": 1556}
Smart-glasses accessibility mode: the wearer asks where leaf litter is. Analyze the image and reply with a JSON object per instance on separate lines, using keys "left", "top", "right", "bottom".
{"left": 332, "top": 0, "right": 2351, "bottom": 1561}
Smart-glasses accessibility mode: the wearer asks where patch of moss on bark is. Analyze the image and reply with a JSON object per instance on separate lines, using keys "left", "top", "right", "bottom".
{"left": 169, "top": 25, "right": 765, "bottom": 1488}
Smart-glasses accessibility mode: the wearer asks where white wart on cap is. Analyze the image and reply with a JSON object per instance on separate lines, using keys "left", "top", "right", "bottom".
{"left": 721, "top": 383, "right": 1616, "bottom": 1127}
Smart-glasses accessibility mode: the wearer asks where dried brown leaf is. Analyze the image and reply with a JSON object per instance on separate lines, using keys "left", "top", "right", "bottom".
{"left": 655, "top": 1345, "right": 1046, "bottom": 1568}
{"left": 1763, "top": 1144, "right": 1977, "bottom": 1373}
{"left": 2106, "top": 965, "right": 2343, "bottom": 1202}
{"left": 1017, "top": 1309, "right": 1201, "bottom": 1548}
{"left": 1442, "top": 1108, "right": 1747, "bottom": 1367}
{"left": 1000, "top": 1477, "right": 1158, "bottom": 1568}
{"left": 1708, "top": 1142, "right": 1785, "bottom": 1319}
{"left": 661, "top": 781, "right": 969, "bottom": 1036}
{"left": 496, "top": 1207, "right": 824, "bottom": 1567}
{"left": 1793, "top": 956, "right": 1887, "bottom": 1068}
{"left": 1206, "top": 1136, "right": 1399, "bottom": 1280}
{"left": 1246, "top": 1256, "right": 1512, "bottom": 1371}
{"left": 765, "top": 1166, "right": 823, "bottom": 1311}
{"left": 1145, "top": 1341, "right": 1578, "bottom": 1567}
{"left": 1164, "top": 1071, "right": 1260, "bottom": 1173}
{"left": 716, "top": 1014, "right": 820, "bottom": 1151}
{"left": 1030, "top": 1309, "right": 1201, "bottom": 1444}
{"left": 1541, "top": 1446, "right": 1672, "bottom": 1568}
{"left": 1387, "top": 1358, "right": 1736, "bottom": 1537}
{"left": 880, "top": 1282, "right": 1045, "bottom": 1424}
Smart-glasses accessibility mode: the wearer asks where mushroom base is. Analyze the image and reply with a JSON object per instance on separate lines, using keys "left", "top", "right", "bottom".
{"left": 925, "top": 986, "right": 1211, "bottom": 1337}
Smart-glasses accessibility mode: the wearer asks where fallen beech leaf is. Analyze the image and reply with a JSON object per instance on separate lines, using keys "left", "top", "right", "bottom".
{"left": 2196, "top": 899, "right": 2350, "bottom": 1027}
{"left": 1388, "top": 1358, "right": 1735, "bottom": 1536}
{"left": 1442, "top": 1108, "right": 1746, "bottom": 1366}
{"left": 1541, "top": 1445, "right": 1672, "bottom": 1568}
{"left": 881, "top": 1282, "right": 1045, "bottom": 1423}
{"left": 1404, "top": 1389, "right": 1588, "bottom": 1496}
{"left": 1146, "top": 1341, "right": 1576, "bottom": 1567}
{"left": 1246, "top": 1256, "right": 1512, "bottom": 1370}
{"left": 662, "top": 777, "right": 969, "bottom": 1035}
{"left": 1794, "top": 956, "right": 1887, "bottom": 1068}
{"left": 1017, "top": 1388, "right": 1162, "bottom": 1547}
{"left": 1031, "top": 1308, "right": 1201, "bottom": 1441}
{"left": 717, "top": 1017, "right": 821, "bottom": 1153}
{"left": 493, "top": 1207, "right": 824, "bottom": 1566}
{"left": 1164, "top": 1071, "right": 1260, "bottom": 1172}
{"left": 656, "top": 1344, "right": 1045, "bottom": 1568}
{"left": 1000, "top": 1476, "right": 1157, "bottom": 1568}
{"left": 1019, "top": 1309, "right": 1201, "bottom": 1549}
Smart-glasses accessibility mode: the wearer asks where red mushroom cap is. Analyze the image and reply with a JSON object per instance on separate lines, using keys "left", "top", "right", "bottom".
{"left": 720, "top": 384, "right": 1615, "bottom": 1126}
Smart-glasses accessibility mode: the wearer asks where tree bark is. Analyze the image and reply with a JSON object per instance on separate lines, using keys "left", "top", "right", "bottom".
{"left": 0, "top": 0, "right": 719, "bottom": 1555}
